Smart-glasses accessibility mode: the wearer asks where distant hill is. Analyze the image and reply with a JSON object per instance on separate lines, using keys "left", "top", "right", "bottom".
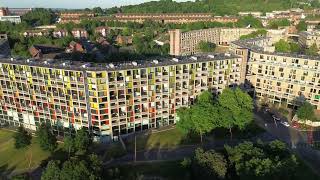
{"left": 111, "top": 0, "right": 309, "bottom": 15}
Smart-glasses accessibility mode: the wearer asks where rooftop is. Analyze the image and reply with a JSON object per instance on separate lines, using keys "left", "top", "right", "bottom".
{"left": 0, "top": 53, "right": 240, "bottom": 72}
{"left": 232, "top": 37, "right": 320, "bottom": 61}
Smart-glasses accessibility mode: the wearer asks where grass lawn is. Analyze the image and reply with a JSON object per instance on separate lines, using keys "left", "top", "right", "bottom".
{"left": 0, "top": 129, "right": 53, "bottom": 173}
{"left": 125, "top": 128, "right": 200, "bottom": 151}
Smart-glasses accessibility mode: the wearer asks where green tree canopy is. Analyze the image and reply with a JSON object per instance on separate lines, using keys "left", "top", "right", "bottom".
{"left": 198, "top": 41, "right": 216, "bottom": 53}
{"left": 176, "top": 91, "right": 218, "bottom": 142}
{"left": 22, "top": 8, "right": 56, "bottom": 26}
{"left": 41, "top": 160, "right": 61, "bottom": 180}
{"left": 268, "top": 19, "right": 291, "bottom": 29}
{"left": 36, "top": 124, "right": 57, "bottom": 152}
{"left": 236, "top": 15, "right": 263, "bottom": 28}
{"left": 225, "top": 140, "right": 298, "bottom": 180}
{"left": 296, "top": 21, "right": 307, "bottom": 32}
{"left": 296, "top": 101, "right": 316, "bottom": 121}
{"left": 13, "top": 126, "right": 32, "bottom": 149}
{"left": 192, "top": 148, "right": 227, "bottom": 180}
{"left": 217, "top": 88, "right": 254, "bottom": 139}
{"left": 74, "top": 128, "right": 91, "bottom": 154}
{"left": 240, "top": 29, "right": 267, "bottom": 40}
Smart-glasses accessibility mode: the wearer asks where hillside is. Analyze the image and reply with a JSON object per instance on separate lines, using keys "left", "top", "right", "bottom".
{"left": 114, "top": 0, "right": 307, "bottom": 15}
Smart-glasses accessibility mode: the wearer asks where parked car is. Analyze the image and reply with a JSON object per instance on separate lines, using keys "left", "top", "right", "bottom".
{"left": 280, "top": 121, "right": 290, "bottom": 127}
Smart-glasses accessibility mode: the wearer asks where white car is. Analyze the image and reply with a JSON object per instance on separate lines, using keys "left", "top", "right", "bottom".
{"left": 280, "top": 121, "right": 290, "bottom": 127}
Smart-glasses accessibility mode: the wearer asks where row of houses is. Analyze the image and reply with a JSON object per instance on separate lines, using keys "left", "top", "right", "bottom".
{"left": 22, "top": 26, "right": 109, "bottom": 39}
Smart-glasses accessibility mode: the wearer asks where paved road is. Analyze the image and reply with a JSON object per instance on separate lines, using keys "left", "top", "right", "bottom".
{"left": 254, "top": 109, "right": 320, "bottom": 174}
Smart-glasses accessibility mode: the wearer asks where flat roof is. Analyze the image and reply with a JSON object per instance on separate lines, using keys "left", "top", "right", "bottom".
{"left": 232, "top": 37, "right": 320, "bottom": 61}
{"left": 0, "top": 53, "right": 240, "bottom": 72}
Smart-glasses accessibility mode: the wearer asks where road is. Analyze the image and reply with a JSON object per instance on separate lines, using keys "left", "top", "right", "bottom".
{"left": 254, "top": 109, "right": 320, "bottom": 174}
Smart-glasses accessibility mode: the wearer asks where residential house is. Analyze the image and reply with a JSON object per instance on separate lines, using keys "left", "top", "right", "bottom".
{"left": 95, "top": 26, "right": 109, "bottom": 37}
{"left": 53, "top": 29, "right": 69, "bottom": 38}
{"left": 71, "top": 28, "right": 88, "bottom": 39}
{"left": 116, "top": 35, "right": 133, "bottom": 46}
{"left": 29, "top": 44, "right": 65, "bottom": 59}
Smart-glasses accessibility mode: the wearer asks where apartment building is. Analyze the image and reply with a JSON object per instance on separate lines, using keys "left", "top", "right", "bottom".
{"left": 0, "top": 54, "right": 243, "bottom": 142}
{"left": 230, "top": 37, "right": 320, "bottom": 110}
{"left": 71, "top": 14, "right": 238, "bottom": 25}
{"left": 169, "top": 28, "right": 256, "bottom": 56}
{"left": 0, "top": 16, "right": 21, "bottom": 24}
{"left": 299, "top": 31, "right": 320, "bottom": 49}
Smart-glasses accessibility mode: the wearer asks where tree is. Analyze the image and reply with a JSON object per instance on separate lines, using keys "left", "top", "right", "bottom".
{"left": 192, "top": 148, "right": 227, "bottom": 180}
{"left": 225, "top": 140, "right": 298, "bottom": 180}
{"left": 176, "top": 91, "right": 218, "bottom": 143}
{"left": 36, "top": 124, "right": 57, "bottom": 152}
{"left": 74, "top": 128, "right": 91, "bottom": 154}
{"left": 240, "top": 29, "right": 267, "bottom": 40}
{"left": 296, "top": 101, "right": 316, "bottom": 121}
{"left": 63, "top": 135, "right": 75, "bottom": 157}
{"left": 296, "top": 21, "right": 307, "bottom": 32}
{"left": 217, "top": 88, "right": 253, "bottom": 139}
{"left": 274, "top": 39, "right": 291, "bottom": 53}
{"left": 13, "top": 126, "right": 32, "bottom": 149}
{"left": 198, "top": 41, "right": 216, "bottom": 53}
{"left": 236, "top": 15, "right": 263, "bottom": 28}
{"left": 268, "top": 19, "right": 291, "bottom": 29}
{"left": 305, "top": 43, "right": 319, "bottom": 56}
{"left": 22, "top": 8, "right": 56, "bottom": 26}
{"left": 41, "top": 160, "right": 61, "bottom": 180}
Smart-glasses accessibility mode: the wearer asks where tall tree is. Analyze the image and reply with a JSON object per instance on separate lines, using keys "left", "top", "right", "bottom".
{"left": 192, "top": 148, "right": 227, "bottom": 180}
{"left": 217, "top": 88, "right": 253, "bottom": 139}
{"left": 41, "top": 160, "right": 61, "bottom": 180}
{"left": 13, "top": 126, "right": 32, "bottom": 149}
{"left": 74, "top": 128, "right": 91, "bottom": 154}
{"left": 63, "top": 135, "right": 75, "bottom": 157}
{"left": 36, "top": 124, "right": 57, "bottom": 152}
{"left": 176, "top": 91, "right": 218, "bottom": 143}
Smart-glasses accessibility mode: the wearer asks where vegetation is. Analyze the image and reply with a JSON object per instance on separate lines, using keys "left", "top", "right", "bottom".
{"left": 192, "top": 148, "right": 227, "bottom": 179}
{"left": 296, "top": 21, "right": 307, "bottom": 32}
{"left": 177, "top": 88, "right": 254, "bottom": 142}
{"left": 74, "top": 129, "right": 91, "bottom": 155}
{"left": 268, "top": 18, "right": 291, "bottom": 29}
{"left": 115, "top": 0, "right": 302, "bottom": 15}
{"left": 13, "top": 126, "right": 32, "bottom": 149}
{"left": 235, "top": 15, "right": 263, "bottom": 28}
{"left": 217, "top": 88, "right": 254, "bottom": 139}
{"left": 198, "top": 41, "right": 216, "bottom": 52}
{"left": 177, "top": 91, "right": 217, "bottom": 143}
{"left": 41, "top": 154, "right": 102, "bottom": 180}
{"left": 297, "top": 101, "right": 316, "bottom": 121}
{"left": 22, "top": 8, "right": 57, "bottom": 26}
{"left": 36, "top": 124, "right": 57, "bottom": 152}
{"left": 274, "top": 39, "right": 301, "bottom": 53}
{"left": 240, "top": 29, "right": 267, "bottom": 40}
{"left": 0, "top": 129, "right": 53, "bottom": 172}
{"left": 225, "top": 140, "right": 299, "bottom": 180}
{"left": 305, "top": 43, "right": 319, "bottom": 55}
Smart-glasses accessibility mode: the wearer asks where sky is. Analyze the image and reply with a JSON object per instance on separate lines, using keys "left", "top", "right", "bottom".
{"left": 1, "top": 0, "right": 191, "bottom": 9}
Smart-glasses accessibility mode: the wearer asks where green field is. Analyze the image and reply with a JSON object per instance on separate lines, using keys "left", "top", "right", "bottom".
{"left": 0, "top": 129, "right": 51, "bottom": 173}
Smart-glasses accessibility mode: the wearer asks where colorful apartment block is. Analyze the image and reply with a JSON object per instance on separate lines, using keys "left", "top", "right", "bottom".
{"left": 0, "top": 54, "right": 243, "bottom": 142}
